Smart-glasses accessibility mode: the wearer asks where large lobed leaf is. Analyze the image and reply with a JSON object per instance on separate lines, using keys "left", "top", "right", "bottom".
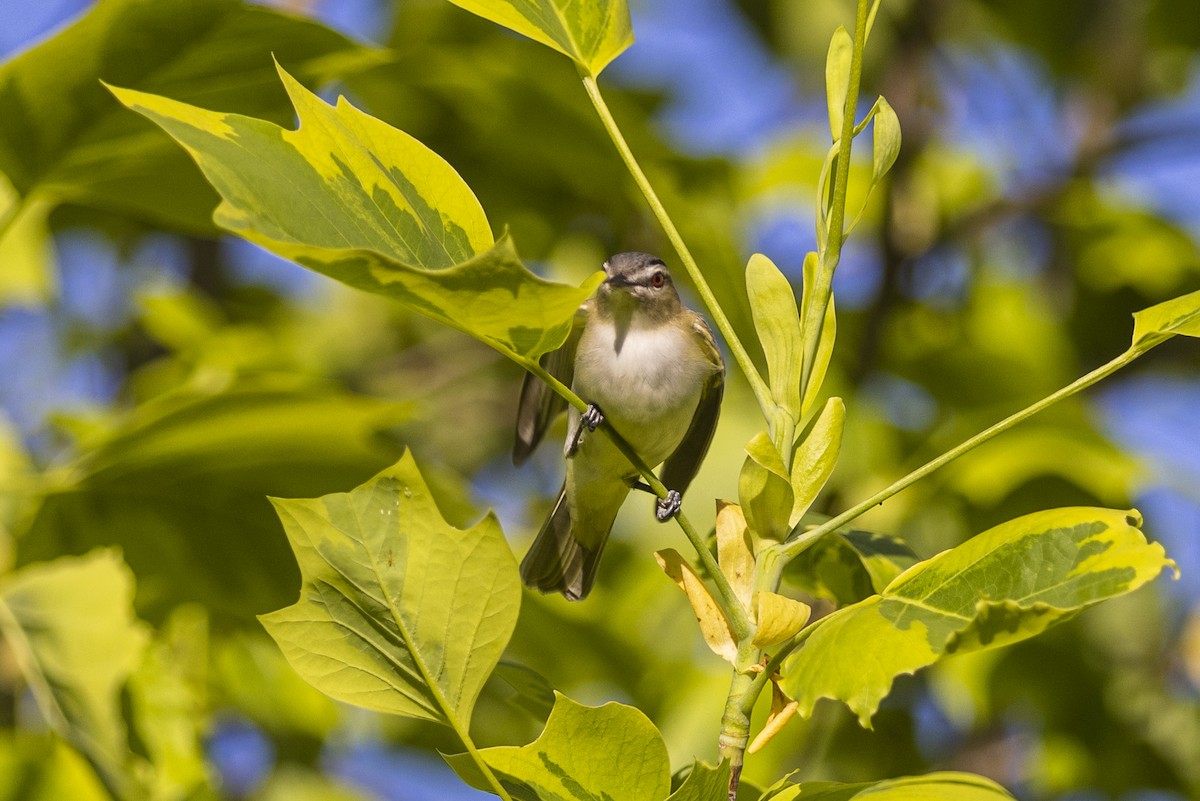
{"left": 259, "top": 451, "right": 521, "bottom": 726}
{"left": 445, "top": 0, "right": 634, "bottom": 77}
{"left": 0, "top": 0, "right": 378, "bottom": 234}
{"left": 112, "top": 65, "right": 600, "bottom": 361}
{"left": 781, "top": 508, "right": 1174, "bottom": 726}
{"left": 0, "top": 551, "right": 150, "bottom": 793}
{"left": 446, "top": 693, "right": 670, "bottom": 801}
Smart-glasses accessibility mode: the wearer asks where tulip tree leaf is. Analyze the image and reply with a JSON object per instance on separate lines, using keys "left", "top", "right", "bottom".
{"left": 761, "top": 772, "right": 1015, "bottom": 801}
{"left": 781, "top": 508, "right": 1174, "bottom": 727}
{"left": 667, "top": 761, "right": 731, "bottom": 801}
{"left": 1131, "top": 288, "right": 1200, "bottom": 347}
{"left": 0, "top": 0, "right": 378, "bottom": 234}
{"left": 825, "top": 26, "right": 853, "bottom": 141}
{"left": 799, "top": 252, "right": 836, "bottom": 415}
{"left": 656, "top": 549, "right": 738, "bottom": 663}
{"left": 446, "top": 693, "right": 670, "bottom": 801}
{"left": 746, "top": 253, "right": 803, "bottom": 421}
{"left": 786, "top": 528, "right": 920, "bottom": 607}
{"left": 111, "top": 65, "right": 601, "bottom": 361}
{"left": 790, "top": 396, "right": 845, "bottom": 525}
{"left": 739, "top": 432, "right": 794, "bottom": 542}
{"left": 0, "top": 550, "right": 150, "bottom": 794}
{"left": 259, "top": 451, "right": 521, "bottom": 726}
{"left": 445, "top": 0, "right": 634, "bottom": 76}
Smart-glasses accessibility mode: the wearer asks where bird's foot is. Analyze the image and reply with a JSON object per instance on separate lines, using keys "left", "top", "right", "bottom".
{"left": 566, "top": 403, "right": 604, "bottom": 457}
{"left": 656, "top": 490, "right": 682, "bottom": 522}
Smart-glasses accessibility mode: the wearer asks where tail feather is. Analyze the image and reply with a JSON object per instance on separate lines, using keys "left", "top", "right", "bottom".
{"left": 519, "top": 486, "right": 607, "bottom": 601}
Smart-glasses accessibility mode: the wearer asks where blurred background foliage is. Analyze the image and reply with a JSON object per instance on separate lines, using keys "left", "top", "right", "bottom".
{"left": 0, "top": 0, "right": 1198, "bottom": 800}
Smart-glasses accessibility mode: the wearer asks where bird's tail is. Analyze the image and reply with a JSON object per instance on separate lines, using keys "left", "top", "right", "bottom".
{"left": 519, "top": 484, "right": 606, "bottom": 601}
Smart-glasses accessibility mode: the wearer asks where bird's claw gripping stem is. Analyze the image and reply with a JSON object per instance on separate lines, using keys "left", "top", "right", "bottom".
{"left": 566, "top": 403, "right": 604, "bottom": 456}
{"left": 656, "top": 490, "right": 682, "bottom": 522}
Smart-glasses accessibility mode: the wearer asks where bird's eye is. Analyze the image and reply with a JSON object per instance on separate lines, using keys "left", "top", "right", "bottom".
{"left": 650, "top": 271, "right": 666, "bottom": 288}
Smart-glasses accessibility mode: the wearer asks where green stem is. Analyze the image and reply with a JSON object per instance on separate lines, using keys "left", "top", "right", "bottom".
{"left": 718, "top": 641, "right": 761, "bottom": 801}
{"left": 780, "top": 345, "right": 1146, "bottom": 562}
{"left": 522, "top": 358, "right": 753, "bottom": 639}
{"left": 455, "top": 727, "right": 515, "bottom": 801}
{"left": 579, "top": 72, "right": 775, "bottom": 423}
{"left": 799, "top": 0, "right": 870, "bottom": 401}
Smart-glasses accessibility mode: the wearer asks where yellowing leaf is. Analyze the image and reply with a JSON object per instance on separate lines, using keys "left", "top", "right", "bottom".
{"left": 112, "top": 66, "right": 601, "bottom": 361}
{"left": 753, "top": 591, "right": 812, "bottom": 648}
{"left": 790, "top": 397, "right": 845, "bottom": 525}
{"left": 748, "top": 680, "right": 798, "bottom": 754}
{"left": 739, "top": 432, "right": 794, "bottom": 542}
{"left": 656, "top": 549, "right": 738, "bottom": 663}
{"left": 259, "top": 451, "right": 521, "bottom": 726}
{"left": 446, "top": 0, "right": 634, "bottom": 76}
{"left": 715, "top": 500, "right": 755, "bottom": 610}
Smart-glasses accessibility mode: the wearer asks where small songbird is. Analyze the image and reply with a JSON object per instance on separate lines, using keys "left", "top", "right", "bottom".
{"left": 513, "top": 253, "right": 725, "bottom": 600}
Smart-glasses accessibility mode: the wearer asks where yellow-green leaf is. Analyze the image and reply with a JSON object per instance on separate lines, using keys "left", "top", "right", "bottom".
{"left": 715, "top": 500, "right": 755, "bottom": 610}
{"left": 259, "top": 451, "right": 521, "bottom": 726}
{"left": 446, "top": 0, "right": 634, "bottom": 76}
{"left": 871, "top": 98, "right": 902, "bottom": 189}
{"left": 739, "top": 432, "right": 794, "bottom": 542}
{"left": 799, "top": 252, "right": 837, "bottom": 415}
{"left": 781, "top": 508, "right": 1175, "bottom": 727}
{"left": 747, "top": 253, "right": 803, "bottom": 420}
{"left": 762, "top": 772, "right": 1016, "bottom": 801}
{"left": 790, "top": 397, "right": 845, "bottom": 525}
{"left": 753, "top": 591, "right": 812, "bottom": 648}
{"left": 656, "top": 549, "right": 738, "bottom": 663}
{"left": 111, "top": 65, "right": 601, "bottom": 361}
{"left": 825, "top": 26, "right": 853, "bottom": 141}
{"left": 1131, "top": 288, "right": 1200, "bottom": 347}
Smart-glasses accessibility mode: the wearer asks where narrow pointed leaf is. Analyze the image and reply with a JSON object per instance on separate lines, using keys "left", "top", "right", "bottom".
{"left": 790, "top": 397, "right": 845, "bottom": 525}
{"left": 781, "top": 508, "right": 1174, "bottom": 727}
{"left": 667, "top": 761, "right": 731, "bottom": 801}
{"left": 259, "top": 451, "right": 521, "bottom": 726}
{"left": 753, "top": 592, "right": 812, "bottom": 648}
{"left": 799, "top": 252, "right": 837, "bottom": 415}
{"left": 112, "top": 67, "right": 600, "bottom": 361}
{"left": 825, "top": 26, "right": 853, "bottom": 141}
{"left": 870, "top": 98, "right": 902, "bottom": 188}
{"left": 0, "top": 550, "right": 150, "bottom": 792}
{"left": 445, "top": 693, "right": 670, "bottom": 801}
{"left": 715, "top": 500, "right": 755, "bottom": 610}
{"left": 746, "top": 253, "right": 803, "bottom": 420}
{"left": 656, "top": 549, "right": 738, "bottom": 663}
{"left": 1131, "top": 288, "right": 1200, "bottom": 347}
{"left": 748, "top": 682, "right": 799, "bottom": 754}
{"left": 739, "top": 432, "right": 794, "bottom": 542}
{"left": 762, "top": 772, "right": 1015, "bottom": 801}
{"left": 446, "top": 0, "right": 634, "bottom": 76}
{"left": 0, "top": 0, "right": 377, "bottom": 234}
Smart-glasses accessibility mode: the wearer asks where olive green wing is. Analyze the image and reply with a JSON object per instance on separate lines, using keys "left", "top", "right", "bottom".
{"left": 512, "top": 304, "right": 588, "bottom": 465}
{"left": 660, "top": 315, "right": 725, "bottom": 495}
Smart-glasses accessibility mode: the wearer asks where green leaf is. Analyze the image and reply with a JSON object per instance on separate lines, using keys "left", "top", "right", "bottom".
{"left": 446, "top": 692, "right": 670, "bottom": 801}
{"left": 1131, "top": 288, "right": 1200, "bottom": 346}
{"left": 259, "top": 450, "right": 521, "bottom": 726}
{"left": 799, "top": 252, "right": 836, "bottom": 415}
{"left": 870, "top": 99, "right": 901, "bottom": 189}
{"left": 739, "top": 432, "right": 794, "bottom": 542}
{"left": 825, "top": 26, "right": 853, "bottom": 141}
{"left": 0, "top": 178, "right": 55, "bottom": 307}
{"left": 112, "top": 65, "right": 601, "bottom": 361}
{"left": 0, "top": 734, "right": 114, "bottom": 801}
{"left": 668, "top": 761, "right": 731, "bottom": 801}
{"left": 445, "top": 0, "right": 634, "bottom": 77}
{"left": 761, "top": 772, "right": 1015, "bottom": 801}
{"left": 790, "top": 396, "right": 845, "bottom": 526}
{"left": 780, "top": 508, "right": 1174, "bottom": 727}
{"left": 746, "top": 253, "right": 803, "bottom": 421}
{"left": 0, "top": 550, "right": 150, "bottom": 794}
{"left": 786, "top": 528, "right": 920, "bottom": 606}
{"left": 0, "top": 0, "right": 378, "bottom": 234}
{"left": 18, "top": 379, "right": 409, "bottom": 621}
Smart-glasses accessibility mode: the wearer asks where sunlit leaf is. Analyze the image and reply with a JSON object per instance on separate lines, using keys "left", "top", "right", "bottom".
{"left": 0, "top": 550, "right": 150, "bottom": 794}
{"left": 870, "top": 98, "right": 902, "bottom": 190}
{"left": 790, "top": 396, "right": 845, "bottom": 525}
{"left": 748, "top": 680, "right": 798, "bottom": 754}
{"left": 0, "top": 177, "right": 55, "bottom": 307}
{"left": 112, "top": 65, "right": 601, "bottom": 361}
{"left": 739, "top": 432, "right": 794, "bottom": 542}
{"left": 259, "top": 451, "right": 520, "bottom": 725}
{"left": 0, "top": 734, "right": 113, "bottom": 801}
{"left": 446, "top": 693, "right": 670, "bottom": 801}
{"left": 656, "top": 549, "right": 738, "bottom": 663}
{"left": 761, "top": 772, "right": 1015, "bottom": 801}
{"left": 715, "top": 500, "right": 755, "bottom": 610}
{"left": 746, "top": 253, "right": 803, "bottom": 421}
{"left": 786, "top": 528, "right": 920, "bottom": 606}
{"left": 781, "top": 508, "right": 1174, "bottom": 726}
{"left": 0, "top": 0, "right": 377, "bottom": 234}
{"left": 1131, "top": 288, "right": 1200, "bottom": 347}
{"left": 445, "top": 0, "right": 633, "bottom": 76}
{"left": 799, "top": 252, "right": 836, "bottom": 415}
{"left": 825, "top": 26, "right": 853, "bottom": 141}
{"left": 753, "top": 591, "right": 812, "bottom": 648}
{"left": 668, "top": 761, "right": 731, "bottom": 801}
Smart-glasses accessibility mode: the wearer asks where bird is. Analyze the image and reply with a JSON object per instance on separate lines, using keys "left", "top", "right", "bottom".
{"left": 513, "top": 252, "right": 725, "bottom": 600}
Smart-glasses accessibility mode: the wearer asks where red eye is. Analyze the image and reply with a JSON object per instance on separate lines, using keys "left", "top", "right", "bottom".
{"left": 650, "top": 271, "right": 665, "bottom": 288}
